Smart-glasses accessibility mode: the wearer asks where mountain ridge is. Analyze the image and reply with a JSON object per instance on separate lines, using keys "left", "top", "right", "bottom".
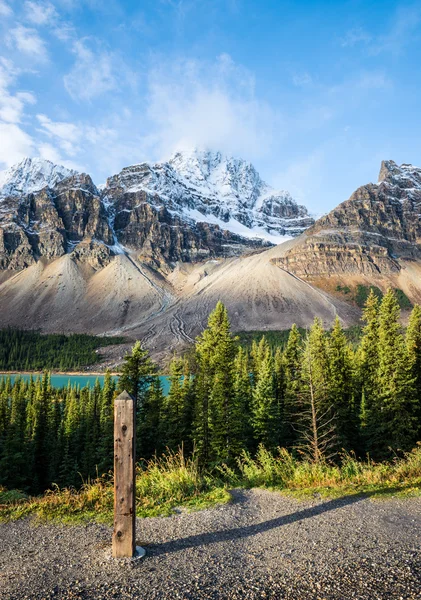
{"left": 1, "top": 155, "right": 421, "bottom": 362}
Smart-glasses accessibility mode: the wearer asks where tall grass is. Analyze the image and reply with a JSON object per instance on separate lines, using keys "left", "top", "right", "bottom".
{"left": 0, "top": 450, "right": 230, "bottom": 524}
{"left": 219, "top": 443, "right": 421, "bottom": 497}
{"left": 1, "top": 445, "right": 420, "bottom": 524}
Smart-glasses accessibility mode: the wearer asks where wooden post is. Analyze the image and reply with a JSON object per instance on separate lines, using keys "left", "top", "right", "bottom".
{"left": 112, "top": 390, "right": 136, "bottom": 558}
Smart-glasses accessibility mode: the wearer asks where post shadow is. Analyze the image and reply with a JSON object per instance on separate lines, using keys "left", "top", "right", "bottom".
{"left": 149, "top": 490, "right": 372, "bottom": 556}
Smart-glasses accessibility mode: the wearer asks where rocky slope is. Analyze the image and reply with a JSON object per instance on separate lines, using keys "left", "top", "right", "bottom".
{"left": 0, "top": 152, "right": 314, "bottom": 271}
{"left": 275, "top": 160, "right": 421, "bottom": 278}
{"left": 2, "top": 156, "right": 421, "bottom": 360}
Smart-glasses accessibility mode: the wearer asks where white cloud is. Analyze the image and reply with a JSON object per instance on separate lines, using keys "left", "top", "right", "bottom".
{"left": 64, "top": 39, "right": 119, "bottom": 101}
{"left": 356, "top": 71, "right": 390, "bottom": 89}
{"left": 370, "top": 4, "right": 421, "bottom": 55}
{"left": 340, "top": 27, "right": 371, "bottom": 47}
{"left": 292, "top": 72, "right": 312, "bottom": 86}
{"left": 8, "top": 25, "right": 49, "bottom": 63}
{"left": 0, "top": 123, "right": 34, "bottom": 167}
{"left": 145, "top": 54, "right": 281, "bottom": 161}
{"left": 36, "top": 113, "right": 116, "bottom": 163}
{"left": 0, "top": 58, "right": 37, "bottom": 124}
{"left": 0, "top": 0, "right": 12, "bottom": 16}
{"left": 36, "top": 113, "right": 81, "bottom": 156}
{"left": 24, "top": 1, "right": 58, "bottom": 25}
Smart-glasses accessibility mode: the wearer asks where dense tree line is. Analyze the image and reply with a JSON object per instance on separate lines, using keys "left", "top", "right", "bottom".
{"left": 0, "top": 329, "right": 125, "bottom": 372}
{"left": 0, "top": 289, "right": 420, "bottom": 495}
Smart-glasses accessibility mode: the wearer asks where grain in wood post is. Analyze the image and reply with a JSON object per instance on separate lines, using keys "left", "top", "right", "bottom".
{"left": 112, "top": 390, "right": 136, "bottom": 558}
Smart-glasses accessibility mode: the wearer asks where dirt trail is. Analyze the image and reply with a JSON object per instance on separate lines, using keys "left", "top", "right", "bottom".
{"left": 1, "top": 489, "right": 420, "bottom": 599}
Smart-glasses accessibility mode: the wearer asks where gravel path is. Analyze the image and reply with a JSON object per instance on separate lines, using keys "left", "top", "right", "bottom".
{"left": 1, "top": 489, "right": 420, "bottom": 599}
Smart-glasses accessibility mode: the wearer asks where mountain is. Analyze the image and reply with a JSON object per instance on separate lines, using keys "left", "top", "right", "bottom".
{"left": 273, "top": 160, "right": 421, "bottom": 306}
{"left": 1, "top": 155, "right": 421, "bottom": 363}
{"left": 104, "top": 149, "right": 314, "bottom": 244}
{"left": 0, "top": 151, "right": 314, "bottom": 272}
{"left": 0, "top": 158, "right": 76, "bottom": 199}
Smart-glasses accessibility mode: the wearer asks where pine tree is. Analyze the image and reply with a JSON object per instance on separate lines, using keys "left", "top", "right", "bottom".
{"left": 162, "top": 357, "right": 189, "bottom": 452}
{"left": 233, "top": 347, "right": 253, "bottom": 451}
{"left": 252, "top": 352, "right": 280, "bottom": 451}
{"left": 357, "top": 289, "right": 380, "bottom": 450}
{"left": 406, "top": 304, "right": 421, "bottom": 437}
{"left": 371, "top": 289, "right": 418, "bottom": 457}
{"left": 118, "top": 341, "right": 156, "bottom": 405}
{"left": 138, "top": 376, "right": 165, "bottom": 458}
{"left": 295, "top": 320, "right": 335, "bottom": 462}
{"left": 327, "top": 317, "right": 357, "bottom": 453}
{"left": 193, "top": 301, "right": 238, "bottom": 464}
{"left": 30, "top": 372, "right": 52, "bottom": 492}
{"left": 98, "top": 370, "right": 115, "bottom": 474}
{"left": 282, "top": 324, "right": 303, "bottom": 448}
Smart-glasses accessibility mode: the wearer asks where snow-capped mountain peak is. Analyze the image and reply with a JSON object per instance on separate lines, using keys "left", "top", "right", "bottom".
{"left": 0, "top": 158, "right": 77, "bottom": 198}
{"left": 105, "top": 149, "right": 314, "bottom": 243}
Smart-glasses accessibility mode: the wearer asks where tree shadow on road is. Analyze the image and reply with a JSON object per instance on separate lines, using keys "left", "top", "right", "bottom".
{"left": 150, "top": 489, "right": 375, "bottom": 556}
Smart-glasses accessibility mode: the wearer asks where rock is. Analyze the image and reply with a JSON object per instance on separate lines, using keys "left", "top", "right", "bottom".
{"left": 275, "top": 160, "right": 421, "bottom": 278}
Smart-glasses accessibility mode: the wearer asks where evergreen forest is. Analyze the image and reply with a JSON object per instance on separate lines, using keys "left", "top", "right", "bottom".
{"left": 0, "top": 329, "right": 125, "bottom": 371}
{"left": 0, "top": 288, "right": 420, "bottom": 496}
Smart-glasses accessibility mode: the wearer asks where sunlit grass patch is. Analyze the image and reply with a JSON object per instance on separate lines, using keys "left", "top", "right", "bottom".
{"left": 0, "top": 450, "right": 231, "bottom": 524}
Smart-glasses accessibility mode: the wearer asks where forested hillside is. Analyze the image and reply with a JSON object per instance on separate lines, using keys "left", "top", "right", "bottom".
{"left": 0, "top": 330, "right": 125, "bottom": 371}
{"left": 0, "top": 289, "right": 420, "bottom": 496}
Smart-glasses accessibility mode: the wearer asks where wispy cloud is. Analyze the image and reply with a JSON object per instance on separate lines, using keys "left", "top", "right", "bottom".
{"left": 370, "top": 4, "right": 421, "bottom": 55}
{"left": 63, "top": 39, "right": 122, "bottom": 101}
{"left": 292, "top": 72, "right": 313, "bottom": 86}
{"left": 24, "top": 1, "right": 58, "bottom": 26}
{"left": 0, "top": 58, "right": 36, "bottom": 124}
{"left": 36, "top": 113, "right": 116, "bottom": 161}
{"left": 340, "top": 27, "right": 371, "bottom": 48}
{"left": 341, "top": 4, "right": 421, "bottom": 56}
{"left": 0, "top": 0, "right": 12, "bottom": 16}
{"left": 145, "top": 53, "right": 282, "bottom": 160}
{"left": 8, "top": 25, "right": 49, "bottom": 63}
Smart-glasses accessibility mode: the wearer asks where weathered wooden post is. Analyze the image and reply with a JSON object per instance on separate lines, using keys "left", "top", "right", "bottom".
{"left": 112, "top": 390, "right": 144, "bottom": 558}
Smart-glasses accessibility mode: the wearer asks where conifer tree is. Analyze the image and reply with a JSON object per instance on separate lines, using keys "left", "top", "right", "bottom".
{"left": 162, "top": 357, "right": 189, "bottom": 452}
{"left": 138, "top": 376, "right": 165, "bottom": 458}
{"left": 233, "top": 347, "right": 253, "bottom": 451}
{"left": 327, "top": 317, "right": 357, "bottom": 453}
{"left": 194, "top": 301, "right": 238, "bottom": 464}
{"left": 98, "top": 370, "right": 115, "bottom": 474}
{"left": 295, "top": 321, "right": 335, "bottom": 462}
{"left": 406, "top": 304, "right": 421, "bottom": 435}
{"left": 357, "top": 289, "right": 380, "bottom": 448}
{"left": 252, "top": 352, "right": 280, "bottom": 451}
{"left": 118, "top": 341, "right": 155, "bottom": 404}
{"left": 282, "top": 324, "right": 303, "bottom": 448}
{"left": 371, "top": 289, "right": 418, "bottom": 456}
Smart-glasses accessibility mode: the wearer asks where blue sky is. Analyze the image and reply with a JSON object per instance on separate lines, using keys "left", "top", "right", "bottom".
{"left": 0, "top": 0, "right": 420, "bottom": 213}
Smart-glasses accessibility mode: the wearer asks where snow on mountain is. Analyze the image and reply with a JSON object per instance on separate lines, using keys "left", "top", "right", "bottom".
{"left": 0, "top": 158, "right": 76, "bottom": 199}
{"left": 378, "top": 160, "right": 421, "bottom": 196}
{"left": 105, "top": 149, "right": 314, "bottom": 243}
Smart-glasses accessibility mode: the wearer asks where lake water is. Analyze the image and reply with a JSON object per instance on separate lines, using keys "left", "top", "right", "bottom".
{"left": 0, "top": 373, "right": 171, "bottom": 395}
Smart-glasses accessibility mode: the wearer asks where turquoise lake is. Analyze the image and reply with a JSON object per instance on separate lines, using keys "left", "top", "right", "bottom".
{"left": 0, "top": 374, "right": 171, "bottom": 395}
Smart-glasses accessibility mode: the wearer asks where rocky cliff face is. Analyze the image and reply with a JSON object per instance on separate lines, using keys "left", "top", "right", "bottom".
{"left": 104, "top": 149, "right": 314, "bottom": 242}
{"left": 0, "top": 167, "right": 114, "bottom": 270}
{"left": 0, "top": 152, "right": 313, "bottom": 271}
{"left": 275, "top": 160, "right": 421, "bottom": 278}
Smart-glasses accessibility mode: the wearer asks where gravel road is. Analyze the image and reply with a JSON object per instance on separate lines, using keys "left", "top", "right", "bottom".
{"left": 0, "top": 489, "right": 420, "bottom": 599}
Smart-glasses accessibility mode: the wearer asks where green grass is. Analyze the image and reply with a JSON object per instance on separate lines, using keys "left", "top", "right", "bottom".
{"left": 218, "top": 444, "right": 421, "bottom": 500}
{"left": 2, "top": 446, "right": 420, "bottom": 525}
{"left": 0, "top": 451, "right": 231, "bottom": 524}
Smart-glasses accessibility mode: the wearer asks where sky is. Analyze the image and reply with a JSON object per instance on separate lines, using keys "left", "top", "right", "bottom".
{"left": 0, "top": 0, "right": 421, "bottom": 213}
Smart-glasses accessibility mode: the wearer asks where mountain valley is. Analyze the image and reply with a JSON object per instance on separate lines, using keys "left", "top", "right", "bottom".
{"left": 0, "top": 153, "right": 420, "bottom": 361}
